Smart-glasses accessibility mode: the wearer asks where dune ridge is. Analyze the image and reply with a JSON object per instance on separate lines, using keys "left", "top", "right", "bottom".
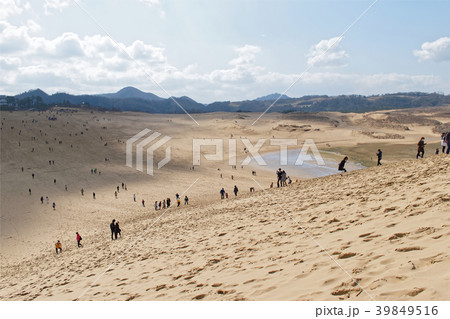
{"left": 1, "top": 155, "right": 448, "bottom": 301}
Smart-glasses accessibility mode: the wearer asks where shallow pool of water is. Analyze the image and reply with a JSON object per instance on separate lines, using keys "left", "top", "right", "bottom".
{"left": 252, "top": 149, "right": 365, "bottom": 179}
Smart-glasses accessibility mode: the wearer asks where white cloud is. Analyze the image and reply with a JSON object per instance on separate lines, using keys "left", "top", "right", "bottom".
{"left": 0, "top": 56, "right": 21, "bottom": 70}
{"left": 26, "top": 19, "right": 41, "bottom": 32}
{"left": 138, "top": 0, "right": 159, "bottom": 7}
{"left": 230, "top": 45, "right": 260, "bottom": 66}
{"left": 44, "top": 0, "right": 69, "bottom": 15}
{"left": 414, "top": 37, "right": 450, "bottom": 62}
{"left": 256, "top": 71, "right": 441, "bottom": 92}
{"left": 307, "top": 36, "right": 349, "bottom": 68}
{"left": 0, "top": 0, "right": 29, "bottom": 20}
{"left": 208, "top": 45, "right": 264, "bottom": 83}
{"left": 1, "top": 18, "right": 448, "bottom": 101}
{"left": 48, "top": 32, "right": 85, "bottom": 58}
{"left": 82, "top": 35, "right": 117, "bottom": 57}
{"left": 128, "top": 40, "right": 167, "bottom": 63}
{"left": 0, "top": 19, "right": 180, "bottom": 94}
{"left": 0, "top": 21, "right": 33, "bottom": 53}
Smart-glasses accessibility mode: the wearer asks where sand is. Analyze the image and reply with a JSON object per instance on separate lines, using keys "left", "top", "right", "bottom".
{"left": 0, "top": 107, "right": 449, "bottom": 300}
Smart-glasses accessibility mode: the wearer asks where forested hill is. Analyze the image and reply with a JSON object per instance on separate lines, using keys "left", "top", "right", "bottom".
{"left": 2, "top": 88, "right": 449, "bottom": 114}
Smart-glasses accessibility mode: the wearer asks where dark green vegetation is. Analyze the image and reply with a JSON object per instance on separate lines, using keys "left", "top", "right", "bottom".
{"left": 2, "top": 87, "right": 449, "bottom": 114}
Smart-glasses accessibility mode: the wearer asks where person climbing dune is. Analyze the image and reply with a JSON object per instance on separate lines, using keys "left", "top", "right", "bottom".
{"left": 338, "top": 156, "right": 348, "bottom": 175}
{"left": 376, "top": 149, "right": 382, "bottom": 166}
{"left": 76, "top": 232, "right": 83, "bottom": 248}
{"left": 55, "top": 240, "right": 62, "bottom": 254}
{"left": 416, "top": 137, "right": 426, "bottom": 159}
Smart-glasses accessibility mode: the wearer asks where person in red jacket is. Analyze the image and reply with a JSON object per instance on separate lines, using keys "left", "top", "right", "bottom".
{"left": 76, "top": 232, "right": 83, "bottom": 248}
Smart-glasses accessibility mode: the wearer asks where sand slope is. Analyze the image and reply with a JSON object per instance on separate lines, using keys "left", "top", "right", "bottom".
{"left": 1, "top": 155, "right": 448, "bottom": 301}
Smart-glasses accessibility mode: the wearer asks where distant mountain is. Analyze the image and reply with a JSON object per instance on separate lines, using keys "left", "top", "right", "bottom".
{"left": 98, "top": 86, "right": 163, "bottom": 101}
{"left": 4, "top": 88, "right": 450, "bottom": 114}
{"left": 9, "top": 87, "right": 208, "bottom": 113}
{"left": 15, "top": 89, "right": 49, "bottom": 100}
{"left": 255, "top": 93, "right": 291, "bottom": 101}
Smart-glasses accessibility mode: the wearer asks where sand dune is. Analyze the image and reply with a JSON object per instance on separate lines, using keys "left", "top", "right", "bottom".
{"left": 1, "top": 108, "right": 449, "bottom": 300}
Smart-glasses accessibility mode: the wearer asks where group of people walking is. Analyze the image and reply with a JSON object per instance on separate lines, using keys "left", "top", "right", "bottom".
{"left": 51, "top": 131, "right": 449, "bottom": 256}
{"left": 219, "top": 186, "right": 239, "bottom": 199}
{"left": 134, "top": 190, "right": 191, "bottom": 210}
{"left": 417, "top": 133, "right": 450, "bottom": 159}
{"left": 54, "top": 232, "right": 83, "bottom": 254}
{"left": 276, "top": 168, "right": 290, "bottom": 187}
{"left": 153, "top": 195, "right": 189, "bottom": 210}
{"left": 440, "top": 132, "right": 450, "bottom": 155}
{"left": 54, "top": 220, "right": 120, "bottom": 254}
{"left": 337, "top": 133, "right": 449, "bottom": 175}
{"left": 110, "top": 219, "right": 121, "bottom": 240}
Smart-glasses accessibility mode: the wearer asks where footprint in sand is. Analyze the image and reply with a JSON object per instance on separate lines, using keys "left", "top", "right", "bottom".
{"left": 268, "top": 269, "right": 283, "bottom": 274}
{"left": 362, "top": 234, "right": 381, "bottom": 242}
{"left": 331, "top": 288, "right": 353, "bottom": 296}
{"left": 383, "top": 206, "right": 398, "bottom": 213}
{"left": 338, "top": 252, "right": 357, "bottom": 259}
{"left": 408, "top": 210, "right": 426, "bottom": 217}
{"left": 322, "top": 278, "right": 339, "bottom": 286}
{"left": 388, "top": 233, "right": 409, "bottom": 240}
{"left": 407, "top": 287, "right": 425, "bottom": 297}
{"left": 155, "top": 284, "right": 166, "bottom": 291}
{"left": 125, "top": 294, "right": 140, "bottom": 301}
{"left": 352, "top": 267, "right": 364, "bottom": 274}
{"left": 395, "top": 247, "right": 423, "bottom": 252}
{"left": 308, "top": 216, "right": 318, "bottom": 223}
{"left": 415, "top": 227, "right": 436, "bottom": 235}
{"left": 217, "top": 289, "right": 235, "bottom": 295}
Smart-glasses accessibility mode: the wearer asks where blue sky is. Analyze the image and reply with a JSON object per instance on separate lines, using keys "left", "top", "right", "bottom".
{"left": 1, "top": 0, "right": 449, "bottom": 103}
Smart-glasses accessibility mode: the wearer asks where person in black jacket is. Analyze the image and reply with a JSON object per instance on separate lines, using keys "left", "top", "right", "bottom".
{"left": 115, "top": 221, "right": 121, "bottom": 239}
{"left": 234, "top": 185, "right": 238, "bottom": 196}
{"left": 110, "top": 219, "right": 115, "bottom": 240}
{"left": 376, "top": 149, "right": 382, "bottom": 166}
{"left": 338, "top": 156, "right": 348, "bottom": 174}
{"left": 276, "top": 168, "right": 282, "bottom": 187}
